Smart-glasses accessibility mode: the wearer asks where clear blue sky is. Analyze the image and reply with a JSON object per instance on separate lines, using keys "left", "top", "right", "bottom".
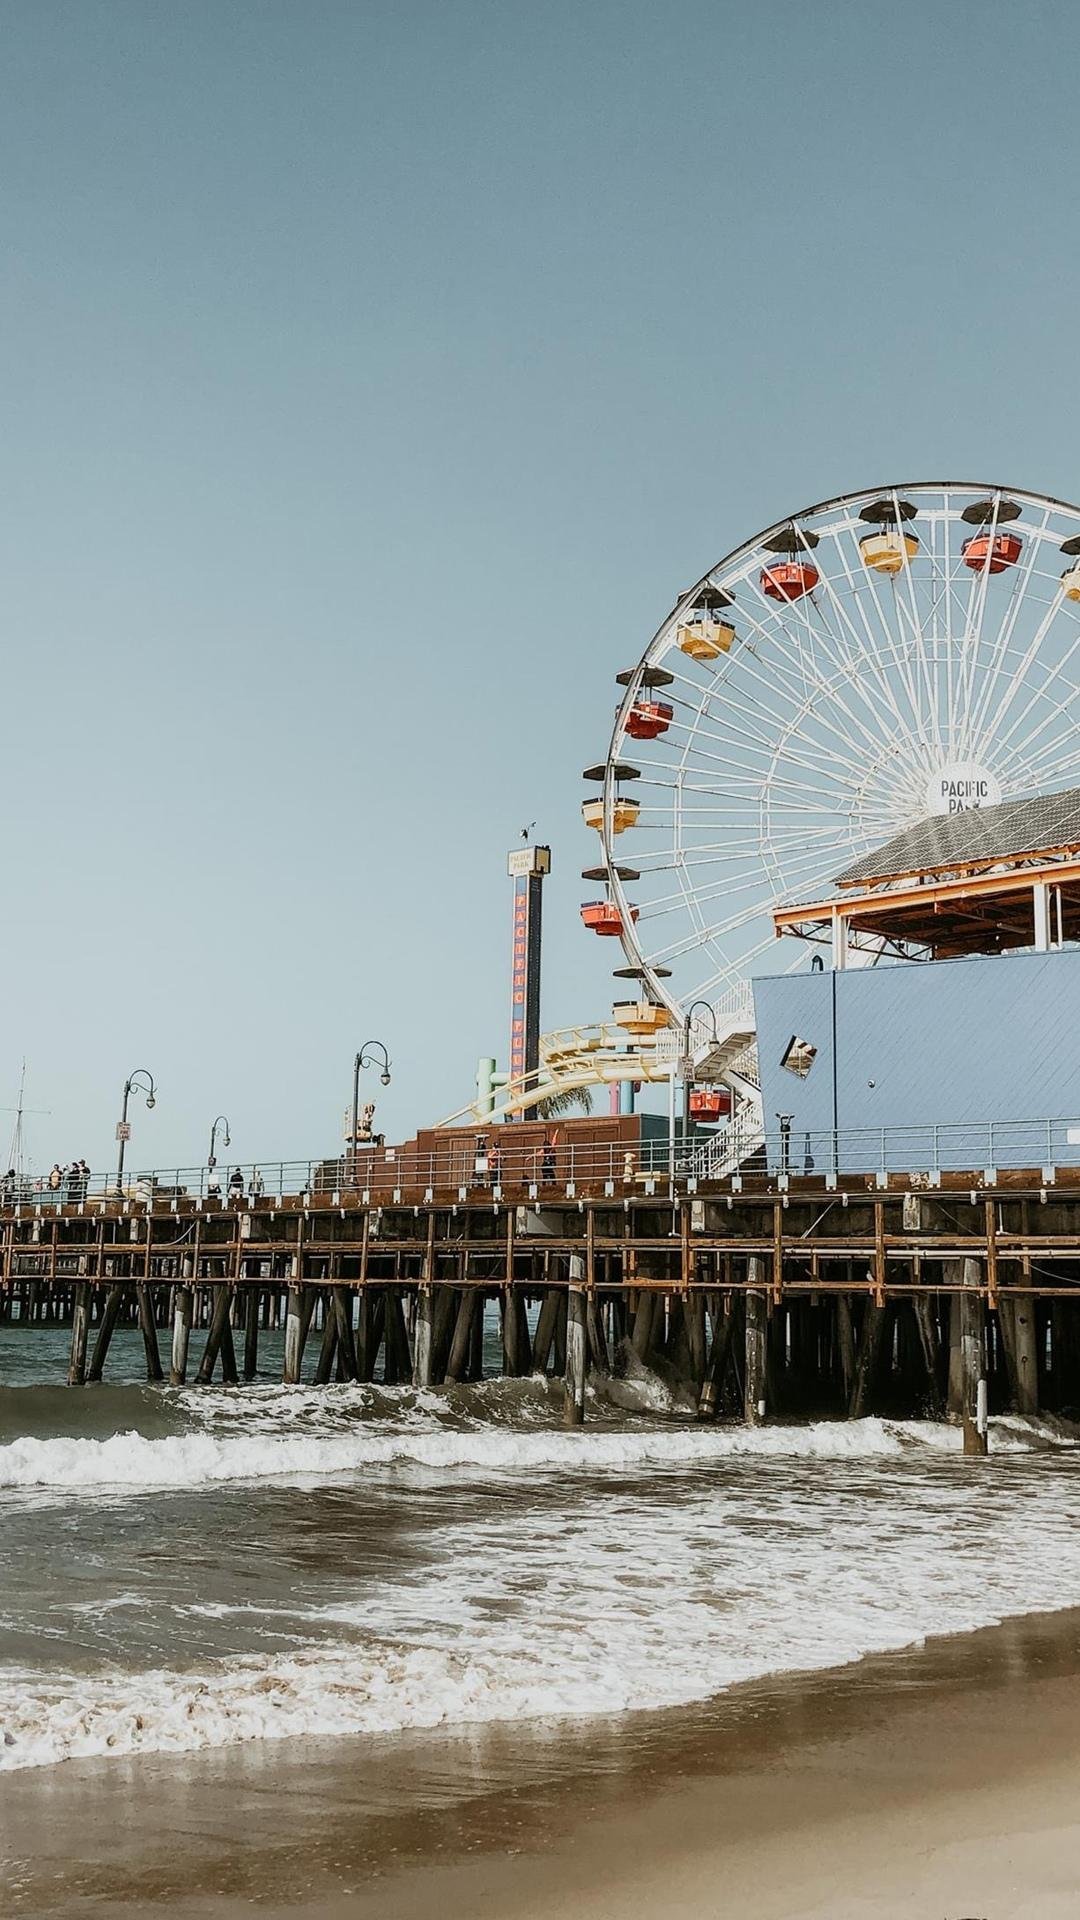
{"left": 0, "top": 0, "right": 1075, "bottom": 1172}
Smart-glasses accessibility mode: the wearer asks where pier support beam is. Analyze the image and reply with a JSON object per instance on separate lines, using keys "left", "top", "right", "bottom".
{"left": 744, "top": 1262, "right": 768, "bottom": 1425}
{"left": 170, "top": 1285, "right": 193, "bottom": 1385}
{"left": 332, "top": 1287, "right": 358, "bottom": 1382}
{"left": 284, "top": 1285, "right": 305, "bottom": 1384}
{"left": 961, "top": 1258, "right": 989, "bottom": 1456}
{"left": 849, "top": 1300, "right": 888, "bottom": 1419}
{"left": 413, "top": 1288, "right": 434, "bottom": 1388}
{"left": 445, "top": 1289, "right": 478, "bottom": 1384}
{"left": 67, "top": 1283, "right": 90, "bottom": 1386}
{"left": 999, "top": 1291, "right": 1039, "bottom": 1414}
{"left": 698, "top": 1298, "right": 737, "bottom": 1421}
{"left": 531, "top": 1288, "right": 562, "bottom": 1375}
{"left": 136, "top": 1283, "right": 164, "bottom": 1383}
{"left": 87, "top": 1285, "right": 124, "bottom": 1383}
{"left": 196, "top": 1285, "right": 236, "bottom": 1386}
{"left": 564, "top": 1258, "right": 587, "bottom": 1427}
{"left": 243, "top": 1287, "right": 260, "bottom": 1382}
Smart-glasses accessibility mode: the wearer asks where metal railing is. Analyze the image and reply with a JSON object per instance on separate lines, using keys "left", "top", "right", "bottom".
{"left": 4, "top": 1116, "right": 1080, "bottom": 1212}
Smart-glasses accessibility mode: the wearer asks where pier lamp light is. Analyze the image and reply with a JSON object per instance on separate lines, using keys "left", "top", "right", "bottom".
{"left": 208, "top": 1115, "right": 231, "bottom": 1173}
{"left": 115, "top": 1068, "right": 157, "bottom": 1199}
{"left": 349, "top": 1041, "right": 393, "bottom": 1179}
{"left": 682, "top": 1000, "right": 720, "bottom": 1132}
{"left": 776, "top": 1112, "right": 794, "bottom": 1179}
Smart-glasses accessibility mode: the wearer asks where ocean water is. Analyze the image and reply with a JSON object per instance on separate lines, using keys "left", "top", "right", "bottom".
{"left": 3, "top": 1323, "right": 1080, "bottom": 1777}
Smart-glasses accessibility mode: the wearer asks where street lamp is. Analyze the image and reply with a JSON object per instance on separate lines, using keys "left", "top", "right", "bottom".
{"left": 208, "top": 1115, "right": 231, "bottom": 1181}
{"left": 682, "top": 999, "right": 720, "bottom": 1135}
{"left": 116, "top": 1068, "right": 156, "bottom": 1198}
{"left": 777, "top": 1112, "right": 794, "bottom": 1178}
{"left": 350, "top": 1041, "right": 392, "bottom": 1177}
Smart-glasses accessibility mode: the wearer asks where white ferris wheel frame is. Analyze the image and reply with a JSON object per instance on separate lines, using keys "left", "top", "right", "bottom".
{"left": 599, "top": 482, "right": 1080, "bottom": 1018}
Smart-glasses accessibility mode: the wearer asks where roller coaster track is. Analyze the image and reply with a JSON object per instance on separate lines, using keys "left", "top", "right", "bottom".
{"left": 436, "top": 984, "right": 760, "bottom": 1129}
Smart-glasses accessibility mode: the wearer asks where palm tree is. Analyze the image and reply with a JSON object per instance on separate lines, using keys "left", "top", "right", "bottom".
{"left": 532, "top": 1085, "right": 595, "bottom": 1121}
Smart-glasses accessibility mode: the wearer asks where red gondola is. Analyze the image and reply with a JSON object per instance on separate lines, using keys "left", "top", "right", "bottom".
{"left": 760, "top": 561, "right": 819, "bottom": 602}
{"left": 688, "top": 1087, "right": 731, "bottom": 1122}
{"left": 580, "top": 900, "right": 639, "bottom": 936}
{"left": 625, "top": 699, "right": 673, "bottom": 740}
{"left": 961, "top": 531, "right": 1023, "bottom": 574}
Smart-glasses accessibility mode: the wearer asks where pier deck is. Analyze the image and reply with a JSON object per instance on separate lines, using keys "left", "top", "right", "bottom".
{"left": 4, "top": 1152, "right": 1080, "bottom": 1451}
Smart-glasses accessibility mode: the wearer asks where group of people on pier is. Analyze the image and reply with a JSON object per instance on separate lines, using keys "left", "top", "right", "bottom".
{"left": 1, "top": 1160, "right": 92, "bottom": 1204}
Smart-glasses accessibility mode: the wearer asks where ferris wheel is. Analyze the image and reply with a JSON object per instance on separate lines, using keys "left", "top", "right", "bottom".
{"left": 582, "top": 482, "right": 1080, "bottom": 1018}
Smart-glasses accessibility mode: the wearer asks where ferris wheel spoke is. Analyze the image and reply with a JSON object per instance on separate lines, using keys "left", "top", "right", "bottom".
{"left": 993, "top": 714, "right": 1080, "bottom": 793}
{"left": 835, "top": 520, "right": 927, "bottom": 744}
{"left": 979, "top": 620, "right": 1080, "bottom": 769}
{"left": 806, "top": 520, "right": 930, "bottom": 753}
{"left": 964, "top": 508, "right": 1054, "bottom": 746}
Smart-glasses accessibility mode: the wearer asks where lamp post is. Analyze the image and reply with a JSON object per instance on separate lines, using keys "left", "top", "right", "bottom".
{"left": 116, "top": 1068, "right": 156, "bottom": 1198}
{"left": 777, "top": 1112, "right": 793, "bottom": 1178}
{"left": 683, "top": 999, "right": 719, "bottom": 1138}
{"left": 208, "top": 1115, "right": 231, "bottom": 1193}
{"left": 349, "top": 1041, "right": 392, "bottom": 1178}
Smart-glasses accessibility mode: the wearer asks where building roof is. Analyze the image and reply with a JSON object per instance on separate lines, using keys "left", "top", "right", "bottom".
{"left": 835, "top": 785, "right": 1080, "bottom": 888}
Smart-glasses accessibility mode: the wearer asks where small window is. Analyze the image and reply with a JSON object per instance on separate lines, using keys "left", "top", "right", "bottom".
{"left": 781, "top": 1035, "right": 817, "bottom": 1079}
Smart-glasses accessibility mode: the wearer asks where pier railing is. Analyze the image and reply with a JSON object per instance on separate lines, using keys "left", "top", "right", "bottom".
{"left": 6, "top": 1116, "right": 1080, "bottom": 1211}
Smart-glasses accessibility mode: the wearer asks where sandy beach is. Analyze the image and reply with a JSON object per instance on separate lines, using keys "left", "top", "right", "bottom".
{"left": 5, "top": 1603, "right": 1080, "bottom": 1919}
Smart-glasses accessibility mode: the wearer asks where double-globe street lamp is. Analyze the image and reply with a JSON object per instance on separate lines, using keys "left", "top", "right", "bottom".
{"left": 350, "top": 1041, "right": 391, "bottom": 1178}
{"left": 115, "top": 1068, "right": 156, "bottom": 1198}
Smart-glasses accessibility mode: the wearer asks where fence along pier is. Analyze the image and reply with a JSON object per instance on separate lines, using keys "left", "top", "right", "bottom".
{"left": 5, "top": 1146, "right": 1080, "bottom": 1453}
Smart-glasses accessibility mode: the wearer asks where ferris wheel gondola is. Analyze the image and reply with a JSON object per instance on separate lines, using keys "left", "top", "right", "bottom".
{"left": 582, "top": 482, "right": 1080, "bottom": 1022}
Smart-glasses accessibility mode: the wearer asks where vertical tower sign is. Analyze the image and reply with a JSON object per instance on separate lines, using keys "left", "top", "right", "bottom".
{"left": 506, "top": 844, "right": 551, "bottom": 1120}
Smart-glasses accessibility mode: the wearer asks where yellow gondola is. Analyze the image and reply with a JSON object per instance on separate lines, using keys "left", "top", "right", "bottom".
{"left": 612, "top": 1002, "right": 673, "bottom": 1036}
{"left": 676, "top": 617, "right": 736, "bottom": 660}
{"left": 581, "top": 797, "right": 640, "bottom": 833}
{"left": 859, "top": 529, "right": 919, "bottom": 575}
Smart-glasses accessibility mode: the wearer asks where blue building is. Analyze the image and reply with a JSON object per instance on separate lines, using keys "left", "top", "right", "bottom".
{"left": 755, "top": 787, "right": 1080, "bottom": 1176}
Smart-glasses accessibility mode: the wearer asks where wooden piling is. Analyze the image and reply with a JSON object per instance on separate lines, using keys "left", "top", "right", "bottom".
{"left": 849, "top": 1300, "right": 888, "bottom": 1419}
{"left": 331, "top": 1286, "right": 358, "bottom": 1382}
{"left": 698, "top": 1298, "right": 737, "bottom": 1421}
{"left": 999, "top": 1291, "right": 1039, "bottom": 1414}
{"left": 564, "top": 1260, "right": 587, "bottom": 1427}
{"left": 961, "top": 1256, "right": 989, "bottom": 1456}
{"left": 744, "top": 1261, "right": 768, "bottom": 1425}
{"left": 67, "top": 1283, "right": 90, "bottom": 1386}
{"left": 87, "top": 1285, "right": 124, "bottom": 1383}
{"left": 196, "top": 1285, "right": 234, "bottom": 1386}
{"left": 283, "top": 1285, "right": 305, "bottom": 1384}
{"left": 413, "top": 1287, "right": 434, "bottom": 1388}
{"left": 136, "top": 1282, "right": 164, "bottom": 1383}
{"left": 243, "top": 1286, "right": 260, "bottom": 1381}
{"left": 169, "top": 1285, "right": 193, "bottom": 1385}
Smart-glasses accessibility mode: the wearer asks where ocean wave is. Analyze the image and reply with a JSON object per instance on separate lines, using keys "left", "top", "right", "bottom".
{"left": 0, "top": 1635, "right": 714, "bottom": 1773}
{"left": 0, "top": 1410, "right": 1073, "bottom": 1494}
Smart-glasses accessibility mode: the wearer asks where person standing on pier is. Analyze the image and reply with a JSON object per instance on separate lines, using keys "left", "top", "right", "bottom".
{"left": 48, "top": 1163, "right": 62, "bottom": 1199}
{"left": 228, "top": 1167, "right": 245, "bottom": 1204}
{"left": 473, "top": 1133, "right": 489, "bottom": 1186}
{"left": 541, "top": 1132, "right": 558, "bottom": 1184}
{"left": 1, "top": 1168, "right": 15, "bottom": 1203}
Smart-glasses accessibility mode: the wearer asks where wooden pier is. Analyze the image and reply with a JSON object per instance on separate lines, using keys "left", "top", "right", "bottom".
{"left": 6, "top": 1157, "right": 1080, "bottom": 1454}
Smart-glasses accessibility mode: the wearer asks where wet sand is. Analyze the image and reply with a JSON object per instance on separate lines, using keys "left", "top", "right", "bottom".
{"left": 6, "top": 1605, "right": 1080, "bottom": 1918}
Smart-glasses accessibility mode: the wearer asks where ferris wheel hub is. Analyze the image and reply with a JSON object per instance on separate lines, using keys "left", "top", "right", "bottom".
{"left": 924, "top": 763, "right": 1003, "bottom": 817}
